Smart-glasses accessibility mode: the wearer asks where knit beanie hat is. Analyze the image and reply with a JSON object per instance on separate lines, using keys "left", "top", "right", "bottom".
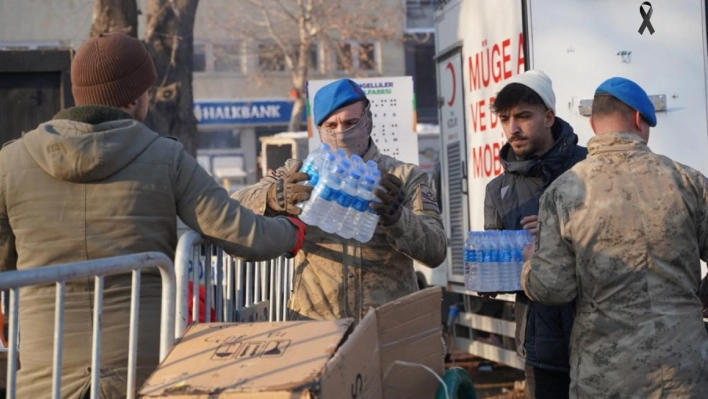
{"left": 502, "top": 70, "right": 556, "bottom": 113}
{"left": 71, "top": 32, "right": 157, "bottom": 107}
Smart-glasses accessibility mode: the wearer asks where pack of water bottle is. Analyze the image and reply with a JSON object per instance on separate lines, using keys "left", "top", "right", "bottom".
{"left": 298, "top": 143, "right": 382, "bottom": 243}
{"left": 464, "top": 230, "right": 534, "bottom": 293}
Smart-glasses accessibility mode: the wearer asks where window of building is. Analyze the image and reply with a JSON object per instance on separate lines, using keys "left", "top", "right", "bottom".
{"left": 193, "top": 42, "right": 208, "bottom": 72}
{"left": 358, "top": 43, "right": 376, "bottom": 70}
{"left": 213, "top": 42, "right": 243, "bottom": 73}
{"left": 258, "top": 43, "right": 286, "bottom": 72}
{"left": 405, "top": 0, "right": 438, "bottom": 32}
{"left": 335, "top": 42, "right": 378, "bottom": 72}
{"left": 198, "top": 129, "right": 242, "bottom": 150}
{"left": 335, "top": 43, "right": 353, "bottom": 71}
{"left": 292, "top": 43, "right": 320, "bottom": 73}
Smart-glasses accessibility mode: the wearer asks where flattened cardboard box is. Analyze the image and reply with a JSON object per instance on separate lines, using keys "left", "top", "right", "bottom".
{"left": 139, "top": 287, "right": 443, "bottom": 398}
{"left": 377, "top": 287, "right": 444, "bottom": 399}
{"left": 139, "top": 314, "right": 381, "bottom": 398}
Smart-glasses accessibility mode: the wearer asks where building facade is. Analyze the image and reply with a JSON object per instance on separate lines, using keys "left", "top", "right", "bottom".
{"left": 0, "top": 0, "right": 438, "bottom": 187}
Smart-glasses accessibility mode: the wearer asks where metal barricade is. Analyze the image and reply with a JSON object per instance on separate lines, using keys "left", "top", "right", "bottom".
{"left": 0, "top": 252, "right": 175, "bottom": 399}
{"left": 174, "top": 231, "right": 294, "bottom": 338}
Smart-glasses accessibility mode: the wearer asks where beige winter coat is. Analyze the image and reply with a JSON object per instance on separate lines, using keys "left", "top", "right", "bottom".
{"left": 0, "top": 106, "right": 298, "bottom": 398}
{"left": 522, "top": 132, "right": 708, "bottom": 399}
{"left": 233, "top": 143, "right": 447, "bottom": 321}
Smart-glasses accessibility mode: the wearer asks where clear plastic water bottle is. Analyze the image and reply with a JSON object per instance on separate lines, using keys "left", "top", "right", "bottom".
{"left": 353, "top": 166, "right": 381, "bottom": 243}
{"left": 299, "top": 160, "right": 348, "bottom": 228}
{"left": 480, "top": 230, "right": 501, "bottom": 292}
{"left": 297, "top": 149, "right": 336, "bottom": 211}
{"left": 300, "top": 143, "right": 331, "bottom": 186}
{"left": 512, "top": 230, "right": 534, "bottom": 291}
{"left": 328, "top": 163, "right": 362, "bottom": 236}
{"left": 318, "top": 159, "right": 352, "bottom": 233}
{"left": 464, "top": 231, "right": 481, "bottom": 291}
{"left": 336, "top": 164, "right": 367, "bottom": 239}
{"left": 498, "top": 231, "right": 515, "bottom": 292}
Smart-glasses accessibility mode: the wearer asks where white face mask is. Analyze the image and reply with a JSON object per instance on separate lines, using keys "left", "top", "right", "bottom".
{"left": 317, "top": 102, "right": 373, "bottom": 157}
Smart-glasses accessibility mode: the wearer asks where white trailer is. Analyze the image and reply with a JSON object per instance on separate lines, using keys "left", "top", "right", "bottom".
{"left": 434, "top": 0, "right": 708, "bottom": 368}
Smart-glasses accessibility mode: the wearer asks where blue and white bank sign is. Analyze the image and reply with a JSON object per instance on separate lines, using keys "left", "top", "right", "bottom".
{"left": 193, "top": 99, "right": 305, "bottom": 126}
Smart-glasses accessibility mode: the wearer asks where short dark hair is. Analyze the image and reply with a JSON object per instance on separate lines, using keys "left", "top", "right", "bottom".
{"left": 592, "top": 94, "right": 649, "bottom": 124}
{"left": 492, "top": 83, "right": 547, "bottom": 114}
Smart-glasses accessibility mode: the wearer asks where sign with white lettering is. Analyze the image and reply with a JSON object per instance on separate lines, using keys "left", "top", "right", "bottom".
{"left": 193, "top": 99, "right": 306, "bottom": 126}
{"left": 306, "top": 76, "right": 419, "bottom": 166}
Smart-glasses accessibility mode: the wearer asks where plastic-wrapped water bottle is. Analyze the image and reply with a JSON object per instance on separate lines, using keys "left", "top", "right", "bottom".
{"left": 464, "top": 231, "right": 481, "bottom": 291}
{"left": 513, "top": 230, "right": 534, "bottom": 291}
{"left": 299, "top": 160, "right": 348, "bottom": 228}
{"left": 318, "top": 159, "right": 352, "bottom": 233}
{"left": 480, "top": 230, "right": 501, "bottom": 292}
{"left": 336, "top": 164, "right": 367, "bottom": 239}
{"left": 300, "top": 143, "right": 331, "bottom": 186}
{"left": 498, "top": 231, "right": 515, "bottom": 292}
{"left": 353, "top": 166, "right": 381, "bottom": 243}
{"left": 297, "top": 149, "right": 337, "bottom": 211}
{"left": 325, "top": 162, "right": 362, "bottom": 235}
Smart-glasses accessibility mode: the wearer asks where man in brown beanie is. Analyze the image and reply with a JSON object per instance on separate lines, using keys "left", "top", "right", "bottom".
{"left": 0, "top": 32, "right": 306, "bottom": 399}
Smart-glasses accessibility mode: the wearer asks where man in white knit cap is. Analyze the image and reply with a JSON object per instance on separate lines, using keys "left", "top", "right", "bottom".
{"left": 483, "top": 70, "right": 587, "bottom": 399}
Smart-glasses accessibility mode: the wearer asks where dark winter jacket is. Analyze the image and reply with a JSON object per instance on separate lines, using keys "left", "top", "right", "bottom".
{"left": 484, "top": 117, "right": 587, "bottom": 372}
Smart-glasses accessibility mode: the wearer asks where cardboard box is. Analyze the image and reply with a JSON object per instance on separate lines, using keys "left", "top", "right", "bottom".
{"left": 139, "top": 287, "right": 443, "bottom": 398}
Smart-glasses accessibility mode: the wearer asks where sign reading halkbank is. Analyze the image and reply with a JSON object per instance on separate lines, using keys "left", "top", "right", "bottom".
{"left": 194, "top": 99, "right": 306, "bottom": 126}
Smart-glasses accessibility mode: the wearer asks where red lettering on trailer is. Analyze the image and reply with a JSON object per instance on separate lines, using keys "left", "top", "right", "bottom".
{"left": 471, "top": 141, "right": 504, "bottom": 178}
{"left": 470, "top": 99, "right": 488, "bottom": 132}
{"left": 502, "top": 39, "right": 512, "bottom": 80}
{"left": 517, "top": 32, "right": 525, "bottom": 74}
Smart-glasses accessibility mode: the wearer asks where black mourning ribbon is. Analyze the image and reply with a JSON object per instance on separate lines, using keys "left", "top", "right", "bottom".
{"left": 638, "top": 2, "right": 655, "bottom": 35}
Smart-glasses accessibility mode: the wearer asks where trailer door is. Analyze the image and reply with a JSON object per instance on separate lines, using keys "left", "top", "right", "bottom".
{"left": 436, "top": 49, "right": 470, "bottom": 284}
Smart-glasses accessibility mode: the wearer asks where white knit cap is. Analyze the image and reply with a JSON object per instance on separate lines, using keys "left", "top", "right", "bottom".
{"left": 502, "top": 70, "right": 556, "bottom": 112}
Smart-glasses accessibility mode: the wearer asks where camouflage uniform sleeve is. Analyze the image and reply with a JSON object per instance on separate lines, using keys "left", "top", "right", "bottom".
{"left": 382, "top": 167, "right": 447, "bottom": 268}
{"left": 484, "top": 182, "right": 503, "bottom": 230}
{"left": 694, "top": 173, "right": 708, "bottom": 300}
{"left": 694, "top": 173, "right": 708, "bottom": 262}
{"left": 230, "top": 159, "right": 300, "bottom": 216}
{"left": 521, "top": 187, "right": 577, "bottom": 304}
{"left": 0, "top": 153, "right": 17, "bottom": 272}
{"left": 173, "top": 147, "right": 297, "bottom": 261}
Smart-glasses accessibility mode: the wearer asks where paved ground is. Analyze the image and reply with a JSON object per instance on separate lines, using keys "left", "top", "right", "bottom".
{"left": 445, "top": 350, "right": 526, "bottom": 398}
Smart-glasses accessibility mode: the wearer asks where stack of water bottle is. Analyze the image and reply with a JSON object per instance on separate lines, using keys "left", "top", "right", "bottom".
{"left": 298, "top": 143, "right": 381, "bottom": 243}
{"left": 464, "top": 230, "right": 534, "bottom": 293}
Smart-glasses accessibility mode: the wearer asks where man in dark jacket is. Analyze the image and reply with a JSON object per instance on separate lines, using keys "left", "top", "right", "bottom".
{"left": 484, "top": 70, "right": 587, "bottom": 399}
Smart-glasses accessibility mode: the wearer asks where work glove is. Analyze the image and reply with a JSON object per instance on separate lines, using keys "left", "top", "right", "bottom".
{"left": 266, "top": 160, "right": 312, "bottom": 216}
{"left": 285, "top": 216, "right": 307, "bottom": 258}
{"left": 371, "top": 173, "right": 405, "bottom": 226}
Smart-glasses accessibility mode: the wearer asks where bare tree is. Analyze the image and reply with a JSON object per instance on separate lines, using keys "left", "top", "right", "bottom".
{"left": 90, "top": 0, "right": 139, "bottom": 38}
{"left": 204, "top": 0, "right": 402, "bottom": 132}
{"left": 89, "top": 0, "right": 200, "bottom": 156}
{"left": 144, "top": 0, "right": 200, "bottom": 156}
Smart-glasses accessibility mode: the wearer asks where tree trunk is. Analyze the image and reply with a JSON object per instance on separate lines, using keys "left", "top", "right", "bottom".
{"left": 288, "top": 96, "right": 306, "bottom": 132}
{"left": 89, "top": 0, "right": 138, "bottom": 38}
{"left": 144, "top": 0, "right": 200, "bottom": 156}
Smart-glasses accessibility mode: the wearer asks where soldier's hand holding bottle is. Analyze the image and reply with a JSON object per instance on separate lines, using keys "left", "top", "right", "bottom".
{"left": 371, "top": 173, "right": 405, "bottom": 226}
{"left": 266, "top": 160, "right": 313, "bottom": 216}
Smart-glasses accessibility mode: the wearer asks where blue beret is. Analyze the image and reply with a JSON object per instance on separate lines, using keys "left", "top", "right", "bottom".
{"left": 313, "top": 79, "right": 367, "bottom": 125}
{"left": 595, "top": 77, "right": 657, "bottom": 127}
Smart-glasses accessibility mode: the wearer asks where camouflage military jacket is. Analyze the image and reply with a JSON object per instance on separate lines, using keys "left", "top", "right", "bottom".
{"left": 233, "top": 143, "right": 447, "bottom": 320}
{"left": 522, "top": 132, "right": 708, "bottom": 399}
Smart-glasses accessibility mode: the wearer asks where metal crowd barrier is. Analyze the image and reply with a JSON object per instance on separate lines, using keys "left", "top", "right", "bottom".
{"left": 0, "top": 252, "right": 175, "bottom": 399}
{"left": 174, "top": 231, "right": 295, "bottom": 338}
